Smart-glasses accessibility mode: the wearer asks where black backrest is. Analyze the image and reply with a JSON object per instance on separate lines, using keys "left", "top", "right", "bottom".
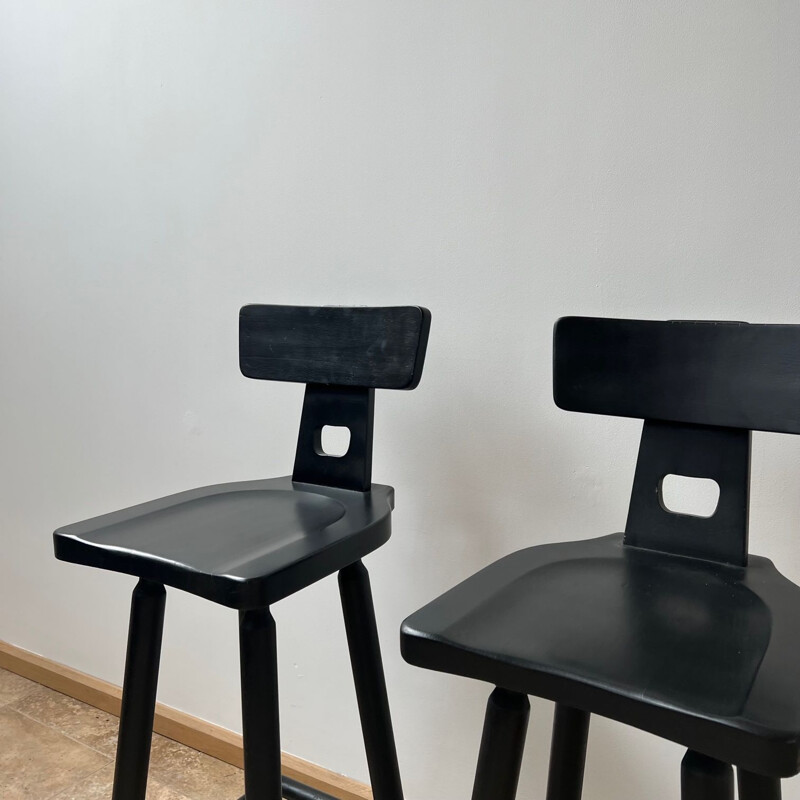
{"left": 240, "top": 305, "right": 430, "bottom": 390}
{"left": 553, "top": 317, "right": 800, "bottom": 434}
{"left": 553, "top": 316, "right": 800, "bottom": 566}
{"left": 240, "top": 305, "right": 431, "bottom": 491}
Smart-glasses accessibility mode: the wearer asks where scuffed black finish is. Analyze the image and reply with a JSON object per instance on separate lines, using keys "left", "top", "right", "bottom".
{"left": 240, "top": 305, "right": 431, "bottom": 390}
{"left": 403, "top": 315, "right": 800, "bottom": 797}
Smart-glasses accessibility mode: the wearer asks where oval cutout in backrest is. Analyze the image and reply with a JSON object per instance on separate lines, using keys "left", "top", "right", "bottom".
{"left": 319, "top": 425, "right": 351, "bottom": 457}
{"left": 660, "top": 474, "right": 720, "bottom": 518}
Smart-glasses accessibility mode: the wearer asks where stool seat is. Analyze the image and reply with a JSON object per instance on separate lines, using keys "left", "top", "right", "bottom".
{"left": 55, "top": 476, "right": 394, "bottom": 609}
{"left": 402, "top": 533, "right": 800, "bottom": 777}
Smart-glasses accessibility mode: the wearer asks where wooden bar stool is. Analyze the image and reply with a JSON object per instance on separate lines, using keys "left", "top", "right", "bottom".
{"left": 54, "top": 304, "right": 431, "bottom": 800}
{"left": 402, "top": 316, "right": 800, "bottom": 800}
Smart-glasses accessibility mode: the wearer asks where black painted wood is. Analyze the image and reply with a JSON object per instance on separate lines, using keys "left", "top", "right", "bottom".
{"left": 545, "top": 705, "right": 590, "bottom": 800}
{"left": 737, "top": 768, "right": 782, "bottom": 800}
{"left": 112, "top": 580, "right": 166, "bottom": 800}
{"left": 55, "top": 477, "right": 395, "bottom": 609}
{"left": 471, "top": 688, "right": 530, "bottom": 800}
{"left": 625, "top": 420, "right": 751, "bottom": 565}
{"left": 554, "top": 317, "right": 800, "bottom": 434}
{"left": 681, "top": 751, "right": 733, "bottom": 800}
{"left": 239, "top": 607, "right": 281, "bottom": 800}
{"left": 402, "top": 315, "right": 800, "bottom": 784}
{"left": 240, "top": 305, "right": 431, "bottom": 389}
{"left": 402, "top": 533, "right": 800, "bottom": 776}
{"left": 339, "top": 562, "right": 404, "bottom": 800}
{"left": 293, "top": 384, "right": 374, "bottom": 491}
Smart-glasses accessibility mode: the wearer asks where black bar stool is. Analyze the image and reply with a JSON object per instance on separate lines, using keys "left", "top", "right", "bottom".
{"left": 402, "top": 316, "right": 800, "bottom": 800}
{"left": 54, "top": 304, "right": 431, "bottom": 800}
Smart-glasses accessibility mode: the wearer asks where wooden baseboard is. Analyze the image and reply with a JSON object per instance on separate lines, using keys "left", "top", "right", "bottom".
{"left": 0, "top": 639, "right": 372, "bottom": 800}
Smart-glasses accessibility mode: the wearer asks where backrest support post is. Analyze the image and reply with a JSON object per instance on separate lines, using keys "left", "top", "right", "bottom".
{"left": 292, "top": 384, "right": 375, "bottom": 491}
{"left": 625, "top": 420, "right": 751, "bottom": 565}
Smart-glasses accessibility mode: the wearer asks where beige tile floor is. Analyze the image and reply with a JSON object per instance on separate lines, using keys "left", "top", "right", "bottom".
{"left": 0, "top": 667, "right": 244, "bottom": 800}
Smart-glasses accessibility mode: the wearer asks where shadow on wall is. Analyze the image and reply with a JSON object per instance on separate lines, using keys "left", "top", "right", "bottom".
{"left": 417, "top": 388, "right": 634, "bottom": 578}
{"left": 398, "top": 386, "right": 649, "bottom": 799}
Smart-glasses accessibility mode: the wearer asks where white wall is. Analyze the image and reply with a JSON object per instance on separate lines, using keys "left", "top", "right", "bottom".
{"left": 1, "top": 2, "right": 799, "bottom": 798}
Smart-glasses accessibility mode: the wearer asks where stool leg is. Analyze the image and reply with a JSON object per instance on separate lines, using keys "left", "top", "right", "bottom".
{"left": 339, "top": 561, "right": 403, "bottom": 800}
{"left": 471, "top": 687, "right": 530, "bottom": 800}
{"left": 681, "top": 750, "right": 733, "bottom": 800}
{"left": 112, "top": 579, "right": 166, "bottom": 800}
{"left": 239, "top": 607, "right": 281, "bottom": 800}
{"left": 737, "top": 768, "right": 781, "bottom": 800}
{"left": 545, "top": 704, "right": 590, "bottom": 800}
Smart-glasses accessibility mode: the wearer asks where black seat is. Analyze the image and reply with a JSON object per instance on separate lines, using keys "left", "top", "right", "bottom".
{"left": 402, "top": 317, "right": 800, "bottom": 800}
{"left": 55, "top": 304, "right": 431, "bottom": 800}
{"left": 55, "top": 477, "right": 394, "bottom": 608}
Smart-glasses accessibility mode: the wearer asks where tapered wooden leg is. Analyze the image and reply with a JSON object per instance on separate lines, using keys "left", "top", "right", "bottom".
{"left": 471, "top": 687, "right": 530, "bottom": 800}
{"left": 239, "top": 607, "right": 281, "bottom": 800}
{"left": 737, "top": 768, "right": 781, "bottom": 800}
{"left": 546, "top": 704, "right": 590, "bottom": 800}
{"left": 681, "top": 750, "right": 733, "bottom": 800}
{"left": 339, "top": 561, "right": 403, "bottom": 800}
{"left": 112, "top": 579, "right": 166, "bottom": 800}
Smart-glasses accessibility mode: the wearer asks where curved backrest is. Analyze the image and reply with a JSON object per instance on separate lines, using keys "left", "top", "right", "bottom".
{"left": 553, "top": 316, "right": 800, "bottom": 566}
{"left": 239, "top": 304, "right": 431, "bottom": 492}
{"left": 553, "top": 316, "right": 800, "bottom": 434}
{"left": 240, "top": 305, "right": 431, "bottom": 390}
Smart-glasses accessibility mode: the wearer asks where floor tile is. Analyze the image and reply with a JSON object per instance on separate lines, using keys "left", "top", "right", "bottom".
{"left": 0, "top": 672, "right": 245, "bottom": 800}
{"left": 0, "top": 707, "right": 109, "bottom": 799}
{"left": 0, "top": 668, "right": 39, "bottom": 708}
{"left": 149, "top": 734, "right": 244, "bottom": 800}
{"left": 11, "top": 684, "right": 120, "bottom": 757}
{"left": 51, "top": 763, "right": 194, "bottom": 800}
